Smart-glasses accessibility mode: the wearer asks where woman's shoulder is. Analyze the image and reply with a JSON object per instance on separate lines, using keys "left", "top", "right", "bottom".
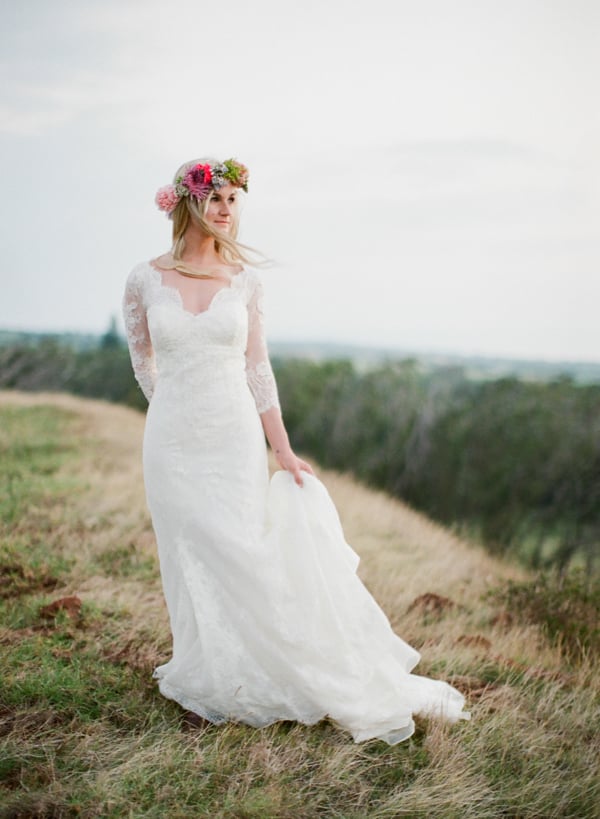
{"left": 125, "top": 259, "right": 158, "bottom": 288}
{"left": 238, "top": 265, "right": 263, "bottom": 296}
{"left": 239, "top": 266, "right": 270, "bottom": 308}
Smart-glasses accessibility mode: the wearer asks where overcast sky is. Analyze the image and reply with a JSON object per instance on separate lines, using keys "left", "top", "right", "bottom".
{"left": 1, "top": 0, "right": 598, "bottom": 361}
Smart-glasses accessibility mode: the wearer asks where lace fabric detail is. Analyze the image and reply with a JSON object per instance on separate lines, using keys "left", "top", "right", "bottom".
{"left": 244, "top": 273, "right": 280, "bottom": 414}
{"left": 122, "top": 264, "right": 157, "bottom": 402}
{"left": 246, "top": 361, "right": 280, "bottom": 414}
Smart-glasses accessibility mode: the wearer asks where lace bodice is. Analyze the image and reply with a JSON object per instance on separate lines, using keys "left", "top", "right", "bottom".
{"left": 122, "top": 261, "right": 280, "bottom": 414}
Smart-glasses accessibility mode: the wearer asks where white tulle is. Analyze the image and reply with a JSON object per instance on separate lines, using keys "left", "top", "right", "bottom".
{"left": 123, "top": 261, "right": 470, "bottom": 744}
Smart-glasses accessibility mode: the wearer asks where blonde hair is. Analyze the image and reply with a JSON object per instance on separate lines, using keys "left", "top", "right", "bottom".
{"left": 170, "top": 158, "right": 262, "bottom": 266}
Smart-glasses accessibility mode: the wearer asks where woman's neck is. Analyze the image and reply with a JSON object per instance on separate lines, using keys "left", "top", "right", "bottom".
{"left": 179, "top": 225, "right": 221, "bottom": 266}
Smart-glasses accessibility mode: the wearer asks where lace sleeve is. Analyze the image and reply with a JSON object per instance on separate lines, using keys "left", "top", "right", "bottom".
{"left": 122, "top": 264, "right": 157, "bottom": 402}
{"left": 245, "top": 273, "right": 280, "bottom": 414}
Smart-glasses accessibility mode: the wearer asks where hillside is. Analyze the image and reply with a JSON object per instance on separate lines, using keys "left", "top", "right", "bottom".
{"left": 1, "top": 391, "right": 598, "bottom": 818}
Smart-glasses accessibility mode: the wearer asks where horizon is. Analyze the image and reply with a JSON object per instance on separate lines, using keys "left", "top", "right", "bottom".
{"left": 1, "top": 324, "right": 599, "bottom": 369}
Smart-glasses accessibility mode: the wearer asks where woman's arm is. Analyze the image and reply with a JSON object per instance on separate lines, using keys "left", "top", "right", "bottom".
{"left": 260, "top": 406, "right": 314, "bottom": 486}
{"left": 122, "top": 265, "right": 157, "bottom": 402}
{"left": 244, "top": 272, "right": 313, "bottom": 486}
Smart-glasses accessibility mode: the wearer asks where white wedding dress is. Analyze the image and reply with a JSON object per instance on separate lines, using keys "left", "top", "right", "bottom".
{"left": 122, "top": 260, "right": 470, "bottom": 744}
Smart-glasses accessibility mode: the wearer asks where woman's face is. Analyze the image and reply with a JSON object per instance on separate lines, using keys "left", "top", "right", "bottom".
{"left": 204, "top": 183, "right": 239, "bottom": 234}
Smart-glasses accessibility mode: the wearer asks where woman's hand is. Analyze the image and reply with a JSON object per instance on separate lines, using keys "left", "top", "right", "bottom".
{"left": 259, "top": 406, "right": 314, "bottom": 486}
{"left": 275, "top": 447, "right": 314, "bottom": 487}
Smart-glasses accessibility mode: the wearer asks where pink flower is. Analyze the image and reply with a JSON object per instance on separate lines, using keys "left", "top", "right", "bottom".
{"left": 182, "top": 163, "right": 212, "bottom": 199}
{"left": 155, "top": 185, "right": 179, "bottom": 214}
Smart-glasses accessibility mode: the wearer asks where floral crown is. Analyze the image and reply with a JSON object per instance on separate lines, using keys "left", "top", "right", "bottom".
{"left": 155, "top": 158, "right": 249, "bottom": 215}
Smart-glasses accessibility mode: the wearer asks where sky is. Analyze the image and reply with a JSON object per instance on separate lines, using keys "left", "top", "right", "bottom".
{"left": 1, "top": 0, "right": 599, "bottom": 362}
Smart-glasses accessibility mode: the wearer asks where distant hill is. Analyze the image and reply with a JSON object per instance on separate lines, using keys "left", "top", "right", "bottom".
{"left": 270, "top": 341, "right": 600, "bottom": 384}
{"left": 0, "top": 329, "right": 100, "bottom": 351}
{"left": 1, "top": 328, "right": 599, "bottom": 383}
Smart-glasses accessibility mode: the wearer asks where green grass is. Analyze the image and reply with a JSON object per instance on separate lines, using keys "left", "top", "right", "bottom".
{"left": 488, "top": 570, "right": 600, "bottom": 663}
{"left": 92, "top": 543, "right": 157, "bottom": 581}
{"left": 0, "top": 399, "right": 599, "bottom": 818}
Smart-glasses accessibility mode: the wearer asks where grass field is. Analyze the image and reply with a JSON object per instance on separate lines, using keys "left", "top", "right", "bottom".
{"left": 1, "top": 391, "right": 598, "bottom": 818}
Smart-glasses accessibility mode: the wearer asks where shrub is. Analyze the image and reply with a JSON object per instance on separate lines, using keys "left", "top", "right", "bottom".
{"left": 489, "top": 570, "right": 600, "bottom": 663}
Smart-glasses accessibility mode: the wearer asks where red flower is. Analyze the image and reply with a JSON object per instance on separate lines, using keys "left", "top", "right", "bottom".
{"left": 198, "top": 163, "right": 212, "bottom": 186}
{"left": 183, "top": 163, "right": 213, "bottom": 199}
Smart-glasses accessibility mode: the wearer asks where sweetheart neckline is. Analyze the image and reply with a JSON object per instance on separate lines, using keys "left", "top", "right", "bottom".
{"left": 146, "top": 261, "right": 245, "bottom": 318}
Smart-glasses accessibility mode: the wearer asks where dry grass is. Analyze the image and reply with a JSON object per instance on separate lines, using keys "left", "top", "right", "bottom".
{"left": 1, "top": 390, "right": 599, "bottom": 818}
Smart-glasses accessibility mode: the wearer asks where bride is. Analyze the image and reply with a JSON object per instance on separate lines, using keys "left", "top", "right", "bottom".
{"left": 122, "top": 157, "right": 470, "bottom": 744}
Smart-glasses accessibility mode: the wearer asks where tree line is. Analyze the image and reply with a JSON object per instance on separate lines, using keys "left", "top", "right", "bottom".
{"left": 274, "top": 358, "right": 600, "bottom": 572}
{"left": 1, "top": 337, "right": 598, "bottom": 572}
